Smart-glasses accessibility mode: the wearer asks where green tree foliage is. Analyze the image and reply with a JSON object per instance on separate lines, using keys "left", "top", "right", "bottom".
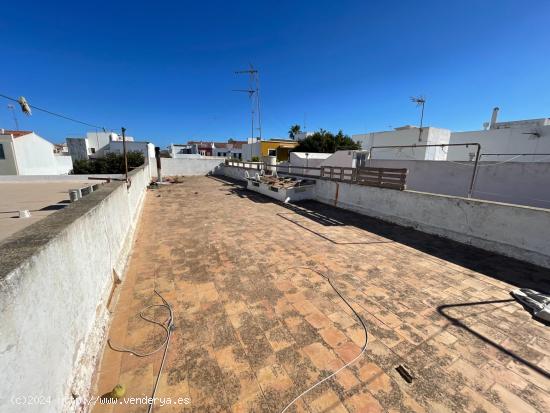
{"left": 288, "top": 124, "right": 302, "bottom": 139}
{"left": 72, "top": 151, "right": 145, "bottom": 174}
{"left": 293, "top": 129, "right": 361, "bottom": 153}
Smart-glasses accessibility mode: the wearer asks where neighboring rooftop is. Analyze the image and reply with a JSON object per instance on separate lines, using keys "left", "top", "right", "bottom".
{"left": 0, "top": 179, "right": 93, "bottom": 242}
{"left": 93, "top": 176, "right": 550, "bottom": 412}
{"left": 0, "top": 129, "right": 33, "bottom": 137}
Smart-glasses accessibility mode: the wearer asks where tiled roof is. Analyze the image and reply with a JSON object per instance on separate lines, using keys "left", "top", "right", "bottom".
{"left": 1, "top": 130, "right": 32, "bottom": 138}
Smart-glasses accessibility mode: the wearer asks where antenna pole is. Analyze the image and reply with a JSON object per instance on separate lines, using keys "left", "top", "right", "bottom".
{"left": 411, "top": 96, "right": 426, "bottom": 142}
{"left": 121, "top": 127, "right": 128, "bottom": 184}
{"left": 255, "top": 70, "right": 262, "bottom": 139}
{"left": 235, "top": 65, "right": 262, "bottom": 141}
{"left": 7, "top": 104, "right": 19, "bottom": 130}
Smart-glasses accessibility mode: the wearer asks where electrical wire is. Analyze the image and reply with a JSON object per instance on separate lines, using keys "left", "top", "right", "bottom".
{"left": 107, "top": 290, "right": 174, "bottom": 413}
{"left": 0, "top": 92, "right": 106, "bottom": 130}
{"left": 278, "top": 266, "right": 368, "bottom": 413}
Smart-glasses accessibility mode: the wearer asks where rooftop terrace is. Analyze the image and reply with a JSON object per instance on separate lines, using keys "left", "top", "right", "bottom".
{"left": 0, "top": 179, "right": 91, "bottom": 242}
{"left": 91, "top": 175, "right": 549, "bottom": 412}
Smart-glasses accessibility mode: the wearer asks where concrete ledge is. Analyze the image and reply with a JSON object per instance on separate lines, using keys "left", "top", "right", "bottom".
{"left": 0, "top": 165, "right": 150, "bottom": 413}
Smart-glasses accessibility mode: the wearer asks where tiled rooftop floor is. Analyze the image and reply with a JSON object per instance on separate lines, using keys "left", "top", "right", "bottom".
{"left": 93, "top": 176, "right": 550, "bottom": 412}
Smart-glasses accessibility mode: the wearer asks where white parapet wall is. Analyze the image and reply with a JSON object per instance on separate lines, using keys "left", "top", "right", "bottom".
{"left": 218, "top": 165, "right": 550, "bottom": 268}
{"left": 315, "top": 179, "right": 550, "bottom": 268}
{"left": 0, "top": 164, "right": 151, "bottom": 413}
{"left": 216, "top": 164, "right": 263, "bottom": 181}
{"left": 155, "top": 157, "right": 225, "bottom": 177}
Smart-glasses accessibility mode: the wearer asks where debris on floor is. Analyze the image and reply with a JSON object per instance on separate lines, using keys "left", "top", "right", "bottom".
{"left": 512, "top": 288, "right": 550, "bottom": 322}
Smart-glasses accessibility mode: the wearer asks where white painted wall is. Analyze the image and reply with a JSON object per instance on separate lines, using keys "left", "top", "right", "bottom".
{"left": 448, "top": 125, "right": 550, "bottom": 161}
{"left": 13, "top": 133, "right": 58, "bottom": 174}
{"left": 158, "top": 157, "right": 225, "bottom": 176}
{"left": 314, "top": 179, "right": 550, "bottom": 268}
{"left": 0, "top": 165, "right": 150, "bottom": 413}
{"left": 242, "top": 142, "right": 261, "bottom": 161}
{"left": 1, "top": 132, "right": 64, "bottom": 175}
{"left": 0, "top": 136, "right": 18, "bottom": 174}
{"left": 367, "top": 159, "right": 550, "bottom": 209}
{"left": 289, "top": 152, "right": 331, "bottom": 168}
{"left": 353, "top": 127, "right": 451, "bottom": 160}
{"left": 54, "top": 155, "right": 73, "bottom": 174}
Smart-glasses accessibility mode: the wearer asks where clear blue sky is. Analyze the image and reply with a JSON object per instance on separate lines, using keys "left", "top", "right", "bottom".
{"left": 1, "top": 1, "right": 549, "bottom": 146}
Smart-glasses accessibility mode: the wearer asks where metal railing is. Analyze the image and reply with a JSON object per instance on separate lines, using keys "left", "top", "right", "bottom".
{"left": 369, "top": 143, "right": 481, "bottom": 197}
{"left": 225, "top": 160, "right": 263, "bottom": 169}
{"left": 225, "top": 160, "right": 408, "bottom": 190}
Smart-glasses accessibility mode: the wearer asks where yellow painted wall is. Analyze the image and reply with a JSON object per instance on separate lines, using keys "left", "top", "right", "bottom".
{"left": 259, "top": 141, "right": 298, "bottom": 161}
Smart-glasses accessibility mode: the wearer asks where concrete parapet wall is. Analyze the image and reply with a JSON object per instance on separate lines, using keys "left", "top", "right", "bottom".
{"left": 216, "top": 164, "right": 262, "bottom": 181}
{"left": 0, "top": 165, "right": 150, "bottom": 413}
{"left": 155, "top": 157, "right": 225, "bottom": 177}
{"left": 314, "top": 179, "right": 550, "bottom": 268}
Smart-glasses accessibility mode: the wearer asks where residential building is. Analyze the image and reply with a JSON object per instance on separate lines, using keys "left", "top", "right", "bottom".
{"left": 353, "top": 126, "right": 451, "bottom": 161}
{"left": 105, "top": 140, "right": 155, "bottom": 159}
{"left": 242, "top": 139, "right": 299, "bottom": 161}
{"left": 0, "top": 130, "right": 73, "bottom": 175}
{"left": 212, "top": 141, "right": 246, "bottom": 159}
{"left": 447, "top": 109, "right": 550, "bottom": 161}
{"left": 352, "top": 108, "right": 550, "bottom": 162}
{"left": 169, "top": 143, "right": 199, "bottom": 158}
{"left": 188, "top": 141, "right": 215, "bottom": 156}
{"left": 67, "top": 131, "right": 135, "bottom": 162}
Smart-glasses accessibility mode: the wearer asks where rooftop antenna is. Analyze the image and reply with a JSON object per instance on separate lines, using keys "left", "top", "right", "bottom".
{"left": 234, "top": 64, "right": 262, "bottom": 140}
{"left": 410, "top": 96, "right": 426, "bottom": 142}
{"left": 7, "top": 104, "right": 19, "bottom": 130}
{"left": 232, "top": 87, "right": 256, "bottom": 142}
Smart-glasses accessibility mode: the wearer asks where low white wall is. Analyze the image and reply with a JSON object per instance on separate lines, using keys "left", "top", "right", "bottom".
{"left": 0, "top": 174, "right": 124, "bottom": 182}
{"left": 217, "top": 164, "right": 263, "bottom": 181}
{"left": 156, "top": 157, "right": 225, "bottom": 176}
{"left": 0, "top": 165, "right": 150, "bottom": 413}
{"left": 55, "top": 155, "right": 74, "bottom": 174}
{"left": 315, "top": 179, "right": 550, "bottom": 268}
{"left": 367, "top": 159, "right": 550, "bottom": 209}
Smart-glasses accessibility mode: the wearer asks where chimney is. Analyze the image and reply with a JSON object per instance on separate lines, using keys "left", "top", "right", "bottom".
{"left": 489, "top": 107, "right": 499, "bottom": 129}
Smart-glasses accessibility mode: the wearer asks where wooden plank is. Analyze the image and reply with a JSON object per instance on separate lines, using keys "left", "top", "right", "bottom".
{"left": 358, "top": 167, "right": 408, "bottom": 173}
{"left": 357, "top": 175, "right": 406, "bottom": 182}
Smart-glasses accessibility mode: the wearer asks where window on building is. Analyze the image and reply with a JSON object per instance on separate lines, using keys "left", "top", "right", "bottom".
{"left": 268, "top": 149, "right": 276, "bottom": 157}
{"left": 90, "top": 148, "right": 96, "bottom": 154}
{"left": 0, "top": 144, "right": 5, "bottom": 159}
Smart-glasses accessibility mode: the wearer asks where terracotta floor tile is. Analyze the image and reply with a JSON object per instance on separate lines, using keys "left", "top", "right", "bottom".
{"left": 309, "top": 389, "right": 348, "bottom": 413}
{"left": 91, "top": 177, "right": 550, "bottom": 413}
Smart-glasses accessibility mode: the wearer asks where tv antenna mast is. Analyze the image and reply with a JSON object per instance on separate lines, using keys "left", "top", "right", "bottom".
{"left": 233, "top": 64, "right": 262, "bottom": 141}
{"left": 411, "top": 96, "right": 426, "bottom": 142}
{"left": 7, "top": 104, "right": 19, "bottom": 130}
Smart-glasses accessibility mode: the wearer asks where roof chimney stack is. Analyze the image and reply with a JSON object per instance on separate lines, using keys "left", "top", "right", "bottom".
{"left": 490, "top": 107, "right": 499, "bottom": 129}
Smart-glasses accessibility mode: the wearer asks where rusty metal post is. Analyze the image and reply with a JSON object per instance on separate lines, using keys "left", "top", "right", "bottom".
{"left": 155, "top": 146, "right": 162, "bottom": 183}
{"left": 467, "top": 143, "right": 481, "bottom": 198}
{"left": 121, "top": 127, "right": 129, "bottom": 183}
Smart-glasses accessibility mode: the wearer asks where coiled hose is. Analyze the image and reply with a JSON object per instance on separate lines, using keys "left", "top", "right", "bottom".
{"left": 107, "top": 290, "right": 174, "bottom": 413}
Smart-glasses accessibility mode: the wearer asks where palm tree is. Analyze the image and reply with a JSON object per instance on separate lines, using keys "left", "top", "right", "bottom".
{"left": 288, "top": 124, "right": 302, "bottom": 139}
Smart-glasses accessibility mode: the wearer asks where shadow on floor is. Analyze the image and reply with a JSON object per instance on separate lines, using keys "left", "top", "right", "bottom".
{"left": 210, "top": 174, "right": 550, "bottom": 293}
{"left": 438, "top": 300, "right": 550, "bottom": 377}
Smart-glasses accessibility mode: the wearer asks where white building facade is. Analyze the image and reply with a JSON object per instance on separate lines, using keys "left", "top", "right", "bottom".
{"left": 0, "top": 130, "right": 73, "bottom": 175}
